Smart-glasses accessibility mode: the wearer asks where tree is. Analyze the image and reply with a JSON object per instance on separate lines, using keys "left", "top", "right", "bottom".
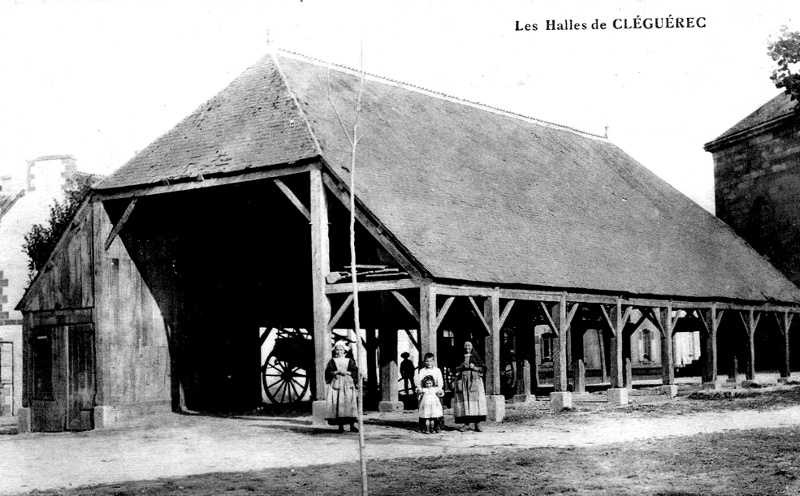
{"left": 768, "top": 26, "right": 800, "bottom": 108}
{"left": 22, "top": 176, "right": 93, "bottom": 280}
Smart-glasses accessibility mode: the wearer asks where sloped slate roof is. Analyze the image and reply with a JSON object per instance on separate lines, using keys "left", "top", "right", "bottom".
{"left": 96, "top": 52, "right": 800, "bottom": 303}
{"left": 706, "top": 92, "right": 797, "bottom": 148}
{"left": 94, "top": 56, "right": 320, "bottom": 190}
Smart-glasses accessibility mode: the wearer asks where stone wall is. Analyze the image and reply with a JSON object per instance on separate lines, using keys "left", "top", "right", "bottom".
{"left": 712, "top": 117, "right": 800, "bottom": 286}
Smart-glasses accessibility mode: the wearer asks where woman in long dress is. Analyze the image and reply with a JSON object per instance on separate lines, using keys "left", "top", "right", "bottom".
{"left": 324, "top": 341, "right": 359, "bottom": 433}
{"left": 452, "top": 340, "right": 487, "bottom": 432}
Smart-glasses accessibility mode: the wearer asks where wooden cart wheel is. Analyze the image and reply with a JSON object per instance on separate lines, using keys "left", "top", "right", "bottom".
{"left": 262, "top": 353, "right": 309, "bottom": 403}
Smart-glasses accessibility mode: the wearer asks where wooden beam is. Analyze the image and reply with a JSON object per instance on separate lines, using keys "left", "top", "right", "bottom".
{"left": 274, "top": 178, "right": 310, "bottom": 220}
{"left": 95, "top": 163, "right": 317, "bottom": 201}
{"left": 403, "top": 328, "right": 419, "bottom": 350}
{"left": 326, "top": 279, "right": 419, "bottom": 294}
{"left": 391, "top": 291, "right": 420, "bottom": 323}
{"left": 469, "top": 296, "right": 492, "bottom": 335}
{"left": 322, "top": 171, "right": 423, "bottom": 279}
{"left": 499, "top": 300, "right": 515, "bottom": 328}
{"left": 327, "top": 293, "right": 354, "bottom": 332}
{"left": 539, "top": 301, "right": 559, "bottom": 336}
{"left": 436, "top": 296, "right": 455, "bottom": 331}
{"left": 104, "top": 198, "right": 137, "bottom": 250}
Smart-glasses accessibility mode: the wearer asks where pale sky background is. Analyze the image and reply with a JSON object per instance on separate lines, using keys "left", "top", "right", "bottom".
{"left": 0, "top": 0, "right": 797, "bottom": 212}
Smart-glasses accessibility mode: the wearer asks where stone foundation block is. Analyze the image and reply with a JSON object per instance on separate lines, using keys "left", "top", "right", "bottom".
{"left": 93, "top": 406, "right": 117, "bottom": 429}
{"left": 486, "top": 394, "right": 505, "bottom": 422}
{"left": 549, "top": 391, "right": 572, "bottom": 412}
{"left": 607, "top": 387, "right": 628, "bottom": 405}
{"left": 778, "top": 377, "right": 790, "bottom": 384}
{"left": 659, "top": 385, "right": 678, "bottom": 398}
{"left": 17, "top": 407, "right": 30, "bottom": 433}
{"left": 311, "top": 400, "right": 327, "bottom": 425}
{"left": 378, "top": 400, "right": 404, "bottom": 413}
{"left": 513, "top": 394, "right": 535, "bottom": 403}
{"left": 702, "top": 381, "right": 721, "bottom": 390}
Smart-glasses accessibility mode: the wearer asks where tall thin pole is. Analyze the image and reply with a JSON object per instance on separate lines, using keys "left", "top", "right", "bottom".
{"left": 348, "top": 42, "right": 369, "bottom": 496}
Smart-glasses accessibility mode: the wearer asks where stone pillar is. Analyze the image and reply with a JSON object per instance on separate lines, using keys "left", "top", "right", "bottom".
{"left": 573, "top": 360, "right": 586, "bottom": 394}
{"left": 379, "top": 328, "right": 402, "bottom": 412}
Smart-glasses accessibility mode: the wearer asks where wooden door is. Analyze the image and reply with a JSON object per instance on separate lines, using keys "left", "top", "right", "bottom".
{"left": 66, "top": 324, "right": 95, "bottom": 431}
{"left": 31, "top": 324, "right": 95, "bottom": 432}
{"left": 31, "top": 326, "right": 67, "bottom": 432}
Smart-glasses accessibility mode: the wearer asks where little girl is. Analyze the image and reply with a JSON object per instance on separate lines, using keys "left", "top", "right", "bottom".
{"left": 418, "top": 375, "right": 444, "bottom": 433}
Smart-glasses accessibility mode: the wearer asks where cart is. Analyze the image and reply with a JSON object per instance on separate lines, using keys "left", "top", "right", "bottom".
{"left": 261, "top": 328, "right": 314, "bottom": 404}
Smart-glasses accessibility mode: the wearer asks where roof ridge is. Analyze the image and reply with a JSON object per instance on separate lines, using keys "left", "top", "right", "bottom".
{"left": 270, "top": 53, "right": 325, "bottom": 157}
{"left": 278, "top": 49, "right": 608, "bottom": 141}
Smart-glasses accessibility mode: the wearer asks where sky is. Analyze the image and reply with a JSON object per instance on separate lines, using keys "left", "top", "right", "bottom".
{"left": 0, "top": 0, "right": 797, "bottom": 212}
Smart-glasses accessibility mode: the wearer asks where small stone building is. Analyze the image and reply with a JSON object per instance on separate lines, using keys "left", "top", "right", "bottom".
{"left": 17, "top": 52, "right": 800, "bottom": 432}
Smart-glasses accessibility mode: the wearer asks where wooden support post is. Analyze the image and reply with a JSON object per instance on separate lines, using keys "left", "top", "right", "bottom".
{"left": 698, "top": 306, "right": 723, "bottom": 383}
{"left": 659, "top": 307, "right": 680, "bottom": 386}
{"left": 367, "top": 328, "right": 379, "bottom": 401}
{"left": 774, "top": 311, "right": 793, "bottom": 380}
{"left": 597, "top": 328, "right": 609, "bottom": 383}
{"left": 571, "top": 321, "right": 586, "bottom": 393}
{"left": 419, "top": 285, "right": 437, "bottom": 358}
{"left": 599, "top": 300, "right": 631, "bottom": 388}
{"left": 310, "top": 169, "right": 332, "bottom": 401}
{"left": 484, "top": 294, "right": 501, "bottom": 395}
{"left": 379, "top": 328, "right": 400, "bottom": 403}
{"left": 739, "top": 309, "right": 760, "bottom": 381}
{"left": 514, "top": 330, "right": 532, "bottom": 398}
{"left": 531, "top": 329, "right": 540, "bottom": 392}
{"left": 541, "top": 295, "right": 574, "bottom": 392}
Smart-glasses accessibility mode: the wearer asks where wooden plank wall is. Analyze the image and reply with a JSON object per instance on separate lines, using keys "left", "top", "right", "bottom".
{"left": 24, "top": 204, "right": 94, "bottom": 312}
{"left": 92, "top": 201, "right": 170, "bottom": 410}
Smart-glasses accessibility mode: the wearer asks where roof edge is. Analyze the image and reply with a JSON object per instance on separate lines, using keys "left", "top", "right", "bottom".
{"left": 704, "top": 111, "right": 797, "bottom": 152}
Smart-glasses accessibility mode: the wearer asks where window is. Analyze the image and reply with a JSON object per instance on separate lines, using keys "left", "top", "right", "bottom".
{"left": 32, "top": 330, "right": 54, "bottom": 400}
{"left": 640, "top": 329, "right": 653, "bottom": 362}
{"left": 541, "top": 333, "right": 556, "bottom": 363}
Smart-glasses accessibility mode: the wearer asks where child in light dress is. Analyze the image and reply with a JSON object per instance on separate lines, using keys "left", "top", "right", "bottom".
{"left": 415, "top": 352, "right": 445, "bottom": 433}
{"left": 418, "top": 375, "right": 443, "bottom": 433}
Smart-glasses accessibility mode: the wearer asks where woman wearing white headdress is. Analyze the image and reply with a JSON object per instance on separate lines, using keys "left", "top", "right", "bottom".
{"left": 324, "top": 340, "right": 359, "bottom": 432}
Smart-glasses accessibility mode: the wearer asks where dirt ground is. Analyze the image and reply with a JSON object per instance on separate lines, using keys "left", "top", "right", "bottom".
{"left": 3, "top": 385, "right": 800, "bottom": 495}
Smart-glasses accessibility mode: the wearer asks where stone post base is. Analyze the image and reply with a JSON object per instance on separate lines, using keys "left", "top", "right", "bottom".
{"left": 93, "top": 406, "right": 117, "bottom": 430}
{"left": 513, "top": 394, "right": 535, "bottom": 403}
{"left": 17, "top": 407, "right": 31, "bottom": 433}
{"left": 659, "top": 385, "right": 678, "bottom": 398}
{"left": 742, "top": 380, "right": 762, "bottom": 388}
{"left": 549, "top": 391, "right": 572, "bottom": 412}
{"left": 778, "top": 377, "right": 790, "bottom": 384}
{"left": 311, "top": 400, "right": 328, "bottom": 425}
{"left": 378, "top": 400, "right": 403, "bottom": 413}
{"left": 702, "top": 381, "right": 721, "bottom": 390}
{"left": 486, "top": 394, "right": 505, "bottom": 422}
{"left": 607, "top": 387, "right": 628, "bottom": 405}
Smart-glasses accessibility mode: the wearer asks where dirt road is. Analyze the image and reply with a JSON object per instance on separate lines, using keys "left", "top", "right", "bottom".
{"left": 2, "top": 403, "right": 799, "bottom": 495}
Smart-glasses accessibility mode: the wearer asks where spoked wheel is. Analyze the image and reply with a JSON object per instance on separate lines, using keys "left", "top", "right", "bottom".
{"left": 501, "top": 361, "right": 516, "bottom": 397}
{"left": 262, "top": 354, "right": 309, "bottom": 403}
